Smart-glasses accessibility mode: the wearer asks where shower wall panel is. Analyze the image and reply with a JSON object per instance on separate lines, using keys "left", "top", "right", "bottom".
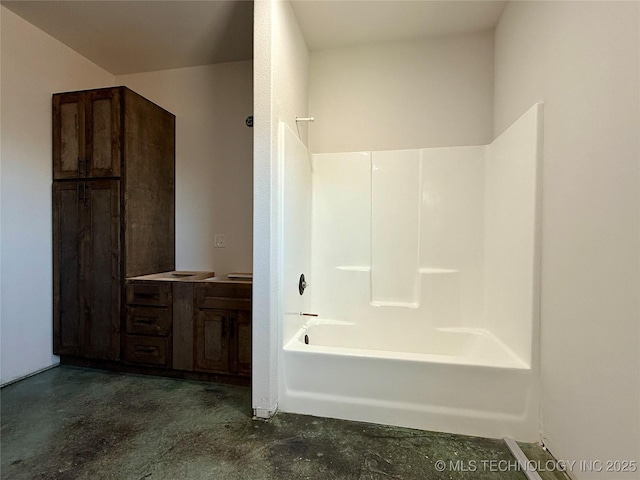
{"left": 484, "top": 104, "right": 542, "bottom": 365}
{"left": 420, "top": 147, "right": 485, "bottom": 327}
{"left": 371, "top": 150, "right": 422, "bottom": 307}
{"left": 311, "top": 152, "right": 371, "bottom": 320}
{"left": 306, "top": 104, "right": 540, "bottom": 365}
{"left": 280, "top": 123, "right": 312, "bottom": 343}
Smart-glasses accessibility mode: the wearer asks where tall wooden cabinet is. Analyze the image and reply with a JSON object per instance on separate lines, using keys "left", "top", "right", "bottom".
{"left": 53, "top": 86, "right": 175, "bottom": 361}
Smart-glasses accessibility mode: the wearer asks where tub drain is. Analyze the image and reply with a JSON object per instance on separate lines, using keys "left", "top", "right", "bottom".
{"left": 304, "top": 335, "right": 309, "bottom": 345}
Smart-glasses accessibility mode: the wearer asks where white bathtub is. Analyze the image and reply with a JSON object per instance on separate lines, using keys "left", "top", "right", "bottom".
{"left": 281, "top": 320, "right": 538, "bottom": 441}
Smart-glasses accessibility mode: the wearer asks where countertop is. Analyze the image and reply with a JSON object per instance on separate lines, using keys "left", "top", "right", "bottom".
{"left": 199, "top": 275, "right": 252, "bottom": 285}
{"left": 127, "top": 271, "right": 252, "bottom": 284}
{"left": 127, "top": 271, "right": 216, "bottom": 282}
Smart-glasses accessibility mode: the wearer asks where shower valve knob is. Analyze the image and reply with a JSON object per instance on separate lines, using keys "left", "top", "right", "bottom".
{"left": 299, "top": 274, "right": 308, "bottom": 295}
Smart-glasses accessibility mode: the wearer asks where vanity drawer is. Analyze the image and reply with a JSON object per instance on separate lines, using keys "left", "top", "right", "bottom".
{"left": 195, "top": 283, "right": 252, "bottom": 310}
{"left": 126, "top": 282, "right": 170, "bottom": 307}
{"left": 124, "top": 335, "right": 170, "bottom": 366}
{"left": 126, "top": 306, "right": 171, "bottom": 336}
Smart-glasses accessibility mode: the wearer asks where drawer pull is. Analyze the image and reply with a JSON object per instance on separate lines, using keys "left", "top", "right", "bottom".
{"left": 133, "top": 317, "right": 156, "bottom": 324}
{"left": 134, "top": 346, "right": 158, "bottom": 354}
{"left": 135, "top": 292, "right": 158, "bottom": 299}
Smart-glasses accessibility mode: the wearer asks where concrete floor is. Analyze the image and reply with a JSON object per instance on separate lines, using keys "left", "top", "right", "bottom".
{"left": 1, "top": 367, "right": 565, "bottom": 480}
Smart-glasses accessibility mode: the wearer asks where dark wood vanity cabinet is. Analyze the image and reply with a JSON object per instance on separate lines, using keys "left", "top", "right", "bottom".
{"left": 122, "top": 276, "right": 251, "bottom": 384}
{"left": 194, "top": 282, "right": 252, "bottom": 378}
{"left": 53, "top": 86, "right": 175, "bottom": 362}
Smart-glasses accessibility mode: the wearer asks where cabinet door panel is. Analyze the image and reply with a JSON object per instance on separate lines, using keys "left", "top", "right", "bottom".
{"left": 195, "top": 310, "right": 229, "bottom": 373}
{"left": 91, "top": 98, "right": 112, "bottom": 170}
{"left": 53, "top": 183, "right": 83, "bottom": 355}
{"left": 86, "top": 89, "right": 121, "bottom": 177}
{"left": 84, "top": 180, "right": 121, "bottom": 360}
{"left": 53, "top": 94, "right": 84, "bottom": 179}
{"left": 230, "top": 311, "right": 251, "bottom": 377}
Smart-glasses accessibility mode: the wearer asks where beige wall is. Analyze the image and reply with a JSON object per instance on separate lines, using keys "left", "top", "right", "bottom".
{"left": 495, "top": 2, "right": 639, "bottom": 476}
{"left": 308, "top": 31, "right": 494, "bottom": 153}
{"left": 0, "top": 6, "right": 115, "bottom": 385}
{"left": 117, "top": 62, "right": 253, "bottom": 275}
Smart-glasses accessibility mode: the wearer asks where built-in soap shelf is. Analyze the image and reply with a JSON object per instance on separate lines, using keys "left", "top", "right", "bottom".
{"left": 333, "top": 266, "right": 460, "bottom": 310}
{"left": 335, "top": 266, "right": 458, "bottom": 274}
{"left": 335, "top": 266, "right": 370, "bottom": 272}
{"left": 418, "top": 267, "right": 458, "bottom": 274}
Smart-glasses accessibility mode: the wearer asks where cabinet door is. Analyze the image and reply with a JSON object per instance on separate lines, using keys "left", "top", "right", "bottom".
{"left": 230, "top": 311, "right": 251, "bottom": 377}
{"left": 83, "top": 180, "right": 121, "bottom": 360}
{"left": 195, "top": 310, "right": 230, "bottom": 373}
{"left": 53, "top": 182, "right": 84, "bottom": 355}
{"left": 53, "top": 89, "right": 121, "bottom": 179}
{"left": 53, "top": 93, "right": 84, "bottom": 180}
{"left": 85, "top": 89, "right": 121, "bottom": 178}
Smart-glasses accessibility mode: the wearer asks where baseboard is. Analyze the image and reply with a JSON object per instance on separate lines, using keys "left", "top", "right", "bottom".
{"left": 253, "top": 404, "right": 278, "bottom": 420}
{"left": 0, "top": 362, "right": 60, "bottom": 388}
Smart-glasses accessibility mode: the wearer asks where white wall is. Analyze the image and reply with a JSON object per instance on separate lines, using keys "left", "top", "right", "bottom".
{"left": 308, "top": 31, "right": 494, "bottom": 153}
{"left": 116, "top": 62, "right": 253, "bottom": 275}
{"left": 0, "top": 6, "right": 115, "bottom": 385}
{"left": 253, "top": 0, "right": 309, "bottom": 418}
{"left": 494, "top": 2, "right": 639, "bottom": 476}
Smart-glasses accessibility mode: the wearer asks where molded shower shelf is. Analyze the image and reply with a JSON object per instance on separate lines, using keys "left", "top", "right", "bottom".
{"left": 419, "top": 268, "right": 458, "bottom": 274}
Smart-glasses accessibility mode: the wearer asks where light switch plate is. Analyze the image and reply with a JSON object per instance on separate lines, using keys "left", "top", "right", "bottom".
{"left": 214, "top": 234, "right": 226, "bottom": 248}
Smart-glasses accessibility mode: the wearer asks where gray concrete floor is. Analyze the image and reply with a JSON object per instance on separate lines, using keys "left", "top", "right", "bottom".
{"left": 1, "top": 367, "right": 565, "bottom": 480}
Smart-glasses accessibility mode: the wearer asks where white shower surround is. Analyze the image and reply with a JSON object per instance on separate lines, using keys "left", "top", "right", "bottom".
{"left": 278, "top": 104, "right": 542, "bottom": 441}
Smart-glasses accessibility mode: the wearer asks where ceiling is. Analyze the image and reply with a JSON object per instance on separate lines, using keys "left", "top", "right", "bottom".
{"left": 292, "top": 1, "right": 508, "bottom": 51}
{"left": 1, "top": 0, "right": 254, "bottom": 75}
{"left": 1, "top": 1, "right": 506, "bottom": 75}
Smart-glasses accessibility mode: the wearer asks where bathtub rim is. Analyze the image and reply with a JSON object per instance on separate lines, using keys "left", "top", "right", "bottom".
{"left": 284, "top": 323, "right": 530, "bottom": 370}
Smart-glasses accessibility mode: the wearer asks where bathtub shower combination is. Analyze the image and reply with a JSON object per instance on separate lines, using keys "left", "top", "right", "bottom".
{"left": 278, "top": 104, "right": 542, "bottom": 441}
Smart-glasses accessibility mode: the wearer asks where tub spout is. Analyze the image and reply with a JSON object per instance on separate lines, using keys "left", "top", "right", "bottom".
{"left": 300, "top": 312, "right": 318, "bottom": 317}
